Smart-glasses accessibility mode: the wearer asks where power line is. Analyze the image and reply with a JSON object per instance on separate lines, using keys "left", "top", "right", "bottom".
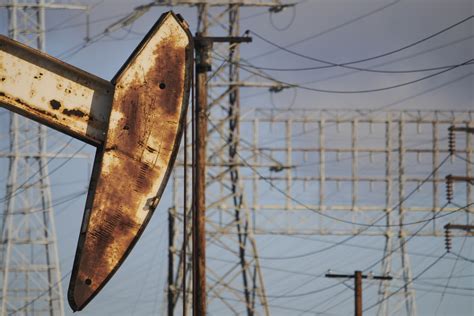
{"left": 449, "top": 251, "right": 474, "bottom": 263}
{"left": 238, "top": 57, "right": 474, "bottom": 73}
{"left": 416, "top": 274, "right": 474, "bottom": 280}
{"left": 0, "top": 140, "right": 85, "bottom": 204}
{"left": 206, "top": 119, "right": 469, "bottom": 265}
{"left": 212, "top": 15, "right": 474, "bottom": 94}
{"left": 54, "top": 4, "right": 148, "bottom": 60}
{"left": 388, "top": 285, "right": 474, "bottom": 298}
{"left": 251, "top": 14, "right": 474, "bottom": 66}
{"left": 362, "top": 252, "right": 447, "bottom": 312}
{"left": 289, "top": 35, "right": 474, "bottom": 87}
{"left": 0, "top": 189, "right": 86, "bottom": 216}
{"left": 302, "top": 200, "right": 469, "bottom": 313}
{"left": 248, "top": 30, "right": 474, "bottom": 74}
{"left": 47, "top": 12, "right": 125, "bottom": 33}
{"left": 238, "top": 53, "right": 473, "bottom": 107}
{"left": 0, "top": 138, "right": 74, "bottom": 203}
{"left": 288, "top": 235, "right": 462, "bottom": 262}
{"left": 208, "top": 114, "right": 462, "bottom": 226}
{"left": 230, "top": 151, "right": 455, "bottom": 228}
{"left": 45, "top": 0, "right": 102, "bottom": 32}
{"left": 455, "top": 154, "right": 474, "bottom": 165}
{"left": 419, "top": 280, "right": 474, "bottom": 292}
{"left": 232, "top": 56, "right": 474, "bottom": 94}
{"left": 248, "top": 0, "right": 403, "bottom": 61}
{"left": 434, "top": 235, "right": 468, "bottom": 314}
{"left": 362, "top": 202, "right": 451, "bottom": 272}
{"left": 8, "top": 271, "right": 72, "bottom": 316}
{"left": 207, "top": 273, "right": 341, "bottom": 299}
{"left": 317, "top": 263, "right": 474, "bottom": 314}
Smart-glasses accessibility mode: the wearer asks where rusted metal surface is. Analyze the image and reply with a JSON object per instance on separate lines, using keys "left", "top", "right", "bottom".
{"left": 0, "top": 35, "right": 113, "bottom": 146}
{"left": 67, "top": 12, "right": 193, "bottom": 311}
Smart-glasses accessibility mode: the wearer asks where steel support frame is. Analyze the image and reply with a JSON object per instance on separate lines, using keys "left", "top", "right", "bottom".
{"left": 172, "top": 107, "right": 473, "bottom": 315}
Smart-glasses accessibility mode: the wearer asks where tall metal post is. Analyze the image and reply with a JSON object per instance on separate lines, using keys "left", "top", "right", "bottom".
{"left": 0, "top": 1, "right": 86, "bottom": 315}
{"left": 398, "top": 113, "right": 417, "bottom": 316}
{"left": 378, "top": 112, "right": 393, "bottom": 316}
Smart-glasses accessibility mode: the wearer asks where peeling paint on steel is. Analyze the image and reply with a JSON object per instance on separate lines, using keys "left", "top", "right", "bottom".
{"left": 0, "top": 36, "right": 113, "bottom": 145}
{"left": 67, "top": 12, "right": 192, "bottom": 311}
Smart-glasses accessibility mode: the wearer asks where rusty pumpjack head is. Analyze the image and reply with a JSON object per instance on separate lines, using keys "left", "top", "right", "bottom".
{"left": 0, "top": 11, "right": 193, "bottom": 312}
{"left": 68, "top": 12, "right": 193, "bottom": 311}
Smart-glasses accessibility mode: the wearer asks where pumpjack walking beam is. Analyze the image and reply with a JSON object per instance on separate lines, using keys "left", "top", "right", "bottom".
{"left": 0, "top": 11, "right": 193, "bottom": 311}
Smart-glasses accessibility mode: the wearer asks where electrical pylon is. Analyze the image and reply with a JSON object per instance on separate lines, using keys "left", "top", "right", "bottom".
{"left": 0, "top": 1, "right": 86, "bottom": 315}
{"left": 161, "top": 1, "right": 288, "bottom": 315}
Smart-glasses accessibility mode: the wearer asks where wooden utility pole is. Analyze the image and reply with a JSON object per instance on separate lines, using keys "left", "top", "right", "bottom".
{"left": 193, "top": 34, "right": 252, "bottom": 316}
{"left": 355, "top": 271, "right": 362, "bottom": 316}
{"left": 193, "top": 34, "right": 210, "bottom": 316}
{"left": 326, "top": 271, "right": 393, "bottom": 316}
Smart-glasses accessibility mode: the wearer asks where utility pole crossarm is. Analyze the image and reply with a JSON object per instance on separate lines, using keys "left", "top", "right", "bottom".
{"left": 0, "top": 35, "right": 113, "bottom": 146}
{"left": 446, "top": 175, "right": 474, "bottom": 185}
{"left": 444, "top": 223, "right": 474, "bottom": 231}
{"left": 326, "top": 271, "right": 393, "bottom": 316}
{"left": 325, "top": 273, "right": 394, "bottom": 280}
{"left": 194, "top": 36, "right": 252, "bottom": 43}
{"left": 450, "top": 126, "right": 474, "bottom": 134}
{"left": 151, "top": 1, "right": 296, "bottom": 8}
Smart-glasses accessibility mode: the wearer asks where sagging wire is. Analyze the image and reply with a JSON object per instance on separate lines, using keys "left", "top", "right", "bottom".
{"left": 248, "top": 0, "right": 403, "bottom": 61}
{"left": 0, "top": 138, "right": 80, "bottom": 204}
{"left": 362, "top": 252, "right": 448, "bottom": 313}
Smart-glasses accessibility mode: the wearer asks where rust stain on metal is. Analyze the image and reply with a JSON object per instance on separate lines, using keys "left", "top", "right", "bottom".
{"left": 62, "top": 108, "right": 87, "bottom": 118}
{"left": 49, "top": 99, "right": 61, "bottom": 110}
{"left": 1, "top": 91, "right": 60, "bottom": 120}
{"left": 68, "top": 11, "right": 193, "bottom": 311}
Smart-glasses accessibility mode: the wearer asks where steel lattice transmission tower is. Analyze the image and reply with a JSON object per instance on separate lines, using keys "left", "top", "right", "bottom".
{"left": 0, "top": 1, "right": 86, "bottom": 315}
{"left": 158, "top": 1, "right": 288, "bottom": 315}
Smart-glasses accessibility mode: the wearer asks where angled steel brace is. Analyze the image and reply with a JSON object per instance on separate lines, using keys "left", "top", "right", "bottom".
{"left": 0, "top": 11, "right": 193, "bottom": 311}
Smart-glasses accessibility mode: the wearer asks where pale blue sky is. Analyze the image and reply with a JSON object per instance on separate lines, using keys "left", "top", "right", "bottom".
{"left": 0, "top": 0, "right": 473, "bottom": 315}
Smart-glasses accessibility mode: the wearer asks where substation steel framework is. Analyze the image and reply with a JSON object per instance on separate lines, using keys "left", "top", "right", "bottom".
{"left": 0, "top": 1, "right": 87, "bottom": 315}
{"left": 170, "top": 108, "right": 474, "bottom": 313}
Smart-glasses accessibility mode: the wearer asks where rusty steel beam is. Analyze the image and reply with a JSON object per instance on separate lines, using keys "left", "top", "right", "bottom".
{"left": 0, "top": 35, "right": 113, "bottom": 146}
{"left": 0, "top": 11, "right": 193, "bottom": 312}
